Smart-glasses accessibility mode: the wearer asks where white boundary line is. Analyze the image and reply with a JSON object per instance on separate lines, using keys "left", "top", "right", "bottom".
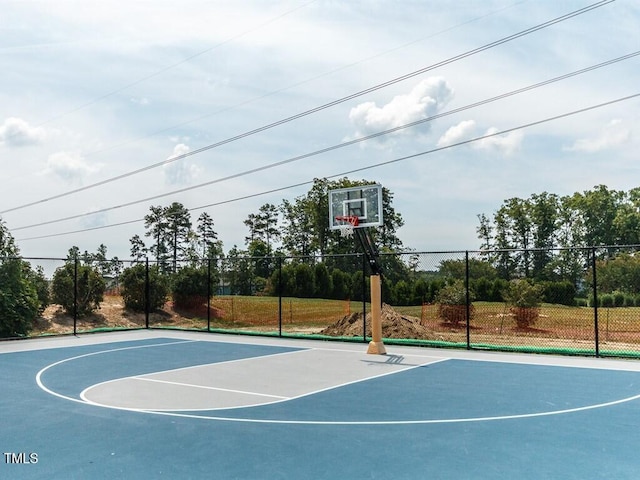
{"left": 34, "top": 336, "right": 640, "bottom": 425}
{"left": 35, "top": 339, "right": 199, "bottom": 405}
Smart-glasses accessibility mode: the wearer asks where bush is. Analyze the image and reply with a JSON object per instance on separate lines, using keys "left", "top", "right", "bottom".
{"left": 331, "top": 268, "right": 352, "bottom": 300}
{"left": 51, "top": 262, "right": 105, "bottom": 317}
{"left": 541, "top": 281, "right": 576, "bottom": 306}
{"left": 314, "top": 263, "right": 332, "bottom": 299}
{"left": 121, "top": 263, "right": 169, "bottom": 312}
{"left": 28, "top": 266, "right": 50, "bottom": 314}
{"left": 0, "top": 259, "right": 39, "bottom": 337}
{"left": 435, "top": 280, "right": 474, "bottom": 325}
{"left": 613, "top": 291, "right": 625, "bottom": 308}
{"left": 600, "top": 294, "right": 614, "bottom": 308}
{"left": 393, "top": 280, "right": 413, "bottom": 306}
{"left": 172, "top": 266, "right": 209, "bottom": 309}
{"left": 503, "top": 279, "right": 543, "bottom": 328}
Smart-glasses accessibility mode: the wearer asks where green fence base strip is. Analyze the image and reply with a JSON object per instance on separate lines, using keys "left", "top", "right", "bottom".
{"left": 14, "top": 325, "right": 640, "bottom": 360}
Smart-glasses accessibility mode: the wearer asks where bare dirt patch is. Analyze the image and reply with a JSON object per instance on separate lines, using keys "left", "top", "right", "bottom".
{"left": 320, "top": 303, "right": 457, "bottom": 342}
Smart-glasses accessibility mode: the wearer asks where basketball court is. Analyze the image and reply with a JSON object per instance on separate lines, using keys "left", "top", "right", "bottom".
{"left": 3, "top": 329, "right": 640, "bottom": 479}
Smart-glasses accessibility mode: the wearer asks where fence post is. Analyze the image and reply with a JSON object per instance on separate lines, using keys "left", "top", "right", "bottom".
{"left": 592, "top": 247, "right": 599, "bottom": 357}
{"left": 207, "top": 258, "right": 211, "bottom": 332}
{"left": 278, "top": 257, "right": 282, "bottom": 337}
{"left": 465, "top": 251, "right": 471, "bottom": 350}
{"left": 145, "top": 257, "right": 150, "bottom": 329}
{"left": 73, "top": 256, "right": 78, "bottom": 336}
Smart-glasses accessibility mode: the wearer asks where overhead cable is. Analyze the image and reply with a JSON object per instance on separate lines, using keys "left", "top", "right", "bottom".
{"left": 10, "top": 51, "right": 639, "bottom": 232}
{"left": 1, "top": 0, "right": 614, "bottom": 215}
{"left": 16, "top": 92, "right": 640, "bottom": 242}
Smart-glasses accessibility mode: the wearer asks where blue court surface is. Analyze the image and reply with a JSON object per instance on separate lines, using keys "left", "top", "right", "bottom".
{"left": 3, "top": 330, "right": 640, "bottom": 479}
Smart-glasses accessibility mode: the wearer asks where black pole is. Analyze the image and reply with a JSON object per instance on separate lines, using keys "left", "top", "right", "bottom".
{"left": 592, "top": 247, "right": 599, "bottom": 357}
{"left": 465, "top": 251, "right": 471, "bottom": 350}
{"left": 207, "top": 258, "right": 211, "bottom": 332}
{"left": 278, "top": 257, "right": 282, "bottom": 337}
{"left": 145, "top": 257, "right": 150, "bottom": 329}
{"left": 362, "top": 254, "right": 367, "bottom": 342}
{"left": 73, "top": 256, "right": 78, "bottom": 336}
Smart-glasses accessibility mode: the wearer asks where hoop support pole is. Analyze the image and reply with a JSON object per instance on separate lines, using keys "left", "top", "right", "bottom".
{"left": 367, "top": 274, "right": 386, "bottom": 355}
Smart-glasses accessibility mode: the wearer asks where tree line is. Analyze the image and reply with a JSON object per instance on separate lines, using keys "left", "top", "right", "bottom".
{"left": 477, "top": 184, "right": 640, "bottom": 287}
{"left": 3, "top": 181, "right": 640, "bottom": 338}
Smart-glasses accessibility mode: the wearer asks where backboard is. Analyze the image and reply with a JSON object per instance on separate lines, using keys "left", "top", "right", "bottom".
{"left": 328, "top": 184, "right": 383, "bottom": 230}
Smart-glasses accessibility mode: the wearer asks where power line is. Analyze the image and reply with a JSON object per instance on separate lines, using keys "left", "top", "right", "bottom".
{"left": 10, "top": 51, "right": 639, "bottom": 232}
{"left": 1, "top": 0, "right": 614, "bottom": 215}
{"left": 16, "top": 92, "right": 639, "bottom": 242}
{"left": 70, "top": 0, "right": 531, "bottom": 162}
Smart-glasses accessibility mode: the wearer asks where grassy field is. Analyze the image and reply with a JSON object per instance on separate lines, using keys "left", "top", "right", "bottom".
{"left": 33, "top": 294, "right": 640, "bottom": 355}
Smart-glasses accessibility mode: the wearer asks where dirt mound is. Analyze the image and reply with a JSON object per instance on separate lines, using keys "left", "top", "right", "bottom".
{"left": 320, "top": 303, "right": 434, "bottom": 339}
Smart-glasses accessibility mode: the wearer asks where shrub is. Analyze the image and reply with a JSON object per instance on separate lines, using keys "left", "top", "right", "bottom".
{"left": 393, "top": 280, "right": 413, "bottom": 306}
{"left": 51, "top": 262, "right": 105, "bottom": 317}
{"left": 503, "top": 279, "right": 543, "bottom": 328}
{"left": 28, "top": 266, "right": 50, "bottom": 314}
{"left": 613, "top": 291, "right": 625, "bottom": 308}
{"left": 314, "top": 263, "right": 332, "bottom": 299}
{"left": 435, "top": 280, "right": 474, "bottom": 325}
{"left": 331, "top": 268, "right": 352, "bottom": 300}
{"left": 293, "top": 263, "right": 315, "bottom": 298}
{"left": 172, "top": 266, "right": 209, "bottom": 309}
{"left": 600, "top": 294, "right": 614, "bottom": 308}
{"left": 121, "top": 263, "right": 169, "bottom": 312}
{"left": 541, "top": 281, "right": 576, "bottom": 306}
{"left": 411, "top": 279, "right": 430, "bottom": 304}
{"left": 0, "top": 259, "right": 39, "bottom": 337}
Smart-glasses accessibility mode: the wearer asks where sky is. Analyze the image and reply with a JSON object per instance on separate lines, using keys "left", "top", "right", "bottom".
{"left": 1, "top": 0, "right": 638, "bottom": 261}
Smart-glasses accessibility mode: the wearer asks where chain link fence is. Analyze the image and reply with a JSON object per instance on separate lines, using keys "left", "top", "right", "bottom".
{"left": 4, "top": 246, "right": 640, "bottom": 358}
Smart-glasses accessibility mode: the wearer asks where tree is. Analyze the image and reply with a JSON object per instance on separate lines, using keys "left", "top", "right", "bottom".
{"left": 0, "top": 218, "right": 45, "bottom": 337}
{"left": 144, "top": 205, "right": 169, "bottom": 266}
{"left": 51, "top": 261, "right": 106, "bottom": 317}
{"left": 129, "top": 234, "right": 148, "bottom": 262}
{"left": 573, "top": 185, "right": 623, "bottom": 256}
{"left": 279, "top": 177, "right": 404, "bottom": 258}
{"left": 0, "top": 217, "right": 19, "bottom": 256}
{"left": 280, "top": 198, "right": 314, "bottom": 256}
{"left": 120, "top": 263, "right": 169, "bottom": 312}
{"left": 224, "top": 246, "right": 253, "bottom": 295}
{"left": 0, "top": 259, "right": 39, "bottom": 337}
{"left": 529, "top": 192, "right": 559, "bottom": 280}
{"left": 196, "top": 212, "right": 222, "bottom": 259}
{"left": 164, "top": 202, "right": 192, "bottom": 272}
{"left": 244, "top": 204, "right": 281, "bottom": 254}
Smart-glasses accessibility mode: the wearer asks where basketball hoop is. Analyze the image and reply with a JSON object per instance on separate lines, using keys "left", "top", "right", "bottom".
{"left": 335, "top": 215, "right": 359, "bottom": 238}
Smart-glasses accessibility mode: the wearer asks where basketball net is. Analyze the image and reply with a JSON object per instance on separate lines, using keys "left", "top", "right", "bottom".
{"left": 335, "top": 215, "right": 359, "bottom": 238}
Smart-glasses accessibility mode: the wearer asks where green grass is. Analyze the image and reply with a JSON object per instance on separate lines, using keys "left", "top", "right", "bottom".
{"left": 209, "top": 296, "right": 363, "bottom": 328}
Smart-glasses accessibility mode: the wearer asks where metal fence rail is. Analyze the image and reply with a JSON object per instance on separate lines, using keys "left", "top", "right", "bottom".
{"left": 3, "top": 246, "right": 640, "bottom": 358}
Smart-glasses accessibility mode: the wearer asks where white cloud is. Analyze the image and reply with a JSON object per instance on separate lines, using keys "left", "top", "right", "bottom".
{"left": 44, "top": 151, "right": 100, "bottom": 184}
{"left": 437, "top": 120, "right": 477, "bottom": 148}
{"left": 474, "top": 127, "right": 524, "bottom": 156}
{"left": 348, "top": 77, "right": 454, "bottom": 143}
{"left": 163, "top": 143, "right": 201, "bottom": 185}
{"left": 130, "top": 97, "right": 150, "bottom": 106}
{"left": 565, "top": 119, "right": 631, "bottom": 153}
{"left": 0, "top": 117, "right": 47, "bottom": 147}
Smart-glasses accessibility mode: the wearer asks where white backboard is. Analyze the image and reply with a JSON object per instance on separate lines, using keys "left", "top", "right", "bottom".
{"left": 328, "top": 184, "right": 383, "bottom": 230}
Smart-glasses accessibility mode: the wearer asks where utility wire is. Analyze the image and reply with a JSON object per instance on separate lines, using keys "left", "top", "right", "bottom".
{"left": 1, "top": 0, "right": 614, "bottom": 215}
{"left": 16, "top": 92, "right": 640, "bottom": 242}
{"left": 10, "top": 51, "right": 639, "bottom": 232}
{"left": 69, "top": 0, "right": 531, "bottom": 162}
